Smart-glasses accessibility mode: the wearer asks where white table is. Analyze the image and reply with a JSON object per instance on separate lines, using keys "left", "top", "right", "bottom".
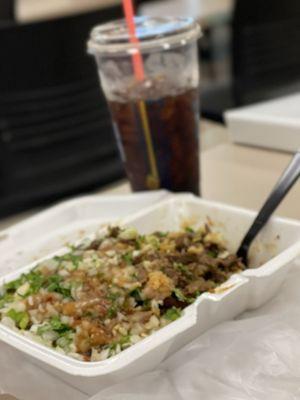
{"left": 1, "top": 120, "right": 298, "bottom": 232}
{"left": 139, "top": 0, "right": 234, "bottom": 25}
{"left": 17, "top": 0, "right": 234, "bottom": 24}
{"left": 16, "top": 0, "right": 121, "bottom": 22}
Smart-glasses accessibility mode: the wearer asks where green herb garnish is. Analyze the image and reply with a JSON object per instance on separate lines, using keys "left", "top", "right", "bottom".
{"left": 163, "top": 307, "right": 181, "bottom": 321}
{"left": 0, "top": 293, "right": 14, "bottom": 309}
{"left": 107, "top": 305, "right": 118, "bottom": 318}
{"left": 207, "top": 249, "right": 218, "bottom": 258}
{"left": 37, "top": 316, "right": 73, "bottom": 337}
{"left": 185, "top": 226, "right": 194, "bottom": 233}
{"left": 4, "top": 277, "right": 24, "bottom": 292}
{"left": 6, "top": 309, "right": 30, "bottom": 329}
{"left": 130, "top": 288, "right": 142, "bottom": 302}
{"left": 118, "top": 334, "right": 131, "bottom": 346}
{"left": 26, "top": 271, "right": 44, "bottom": 294}
{"left": 56, "top": 332, "right": 73, "bottom": 349}
{"left": 49, "top": 316, "right": 72, "bottom": 334}
{"left": 156, "top": 231, "right": 168, "bottom": 238}
{"left": 107, "top": 292, "right": 120, "bottom": 302}
{"left": 122, "top": 252, "right": 133, "bottom": 265}
{"left": 173, "top": 288, "right": 187, "bottom": 302}
{"left": 44, "top": 275, "right": 72, "bottom": 298}
{"left": 54, "top": 253, "right": 82, "bottom": 270}
{"left": 135, "top": 235, "right": 145, "bottom": 249}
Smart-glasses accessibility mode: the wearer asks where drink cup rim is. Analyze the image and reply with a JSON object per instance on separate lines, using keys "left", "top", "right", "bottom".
{"left": 87, "top": 16, "right": 201, "bottom": 56}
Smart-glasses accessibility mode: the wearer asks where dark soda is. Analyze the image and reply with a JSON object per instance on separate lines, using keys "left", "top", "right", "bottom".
{"left": 108, "top": 87, "right": 200, "bottom": 195}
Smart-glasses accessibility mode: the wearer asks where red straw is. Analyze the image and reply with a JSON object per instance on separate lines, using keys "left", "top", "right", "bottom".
{"left": 122, "top": 0, "right": 145, "bottom": 81}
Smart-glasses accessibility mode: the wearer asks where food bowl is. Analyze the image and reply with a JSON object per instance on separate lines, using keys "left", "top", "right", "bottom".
{"left": 0, "top": 194, "right": 300, "bottom": 395}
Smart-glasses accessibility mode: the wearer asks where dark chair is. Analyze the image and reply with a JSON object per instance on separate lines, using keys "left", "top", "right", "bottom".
{"left": 0, "top": 0, "right": 14, "bottom": 21}
{"left": 232, "top": 0, "right": 300, "bottom": 104}
{"left": 201, "top": 0, "right": 300, "bottom": 122}
{"left": 0, "top": 8, "right": 126, "bottom": 218}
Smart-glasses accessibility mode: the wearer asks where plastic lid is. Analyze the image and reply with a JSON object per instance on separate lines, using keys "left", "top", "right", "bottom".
{"left": 88, "top": 16, "right": 201, "bottom": 55}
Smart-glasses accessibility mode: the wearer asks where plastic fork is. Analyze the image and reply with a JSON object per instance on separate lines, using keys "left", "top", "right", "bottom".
{"left": 237, "top": 150, "right": 300, "bottom": 266}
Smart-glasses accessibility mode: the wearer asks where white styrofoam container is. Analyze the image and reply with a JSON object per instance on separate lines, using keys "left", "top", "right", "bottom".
{"left": 224, "top": 93, "right": 300, "bottom": 152}
{"left": 1, "top": 194, "right": 300, "bottom": 395}
{"left": 0, "top": 191, "right": 168, "bottom": 278}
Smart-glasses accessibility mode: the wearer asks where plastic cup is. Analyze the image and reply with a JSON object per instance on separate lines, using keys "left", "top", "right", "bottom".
{"left": 88, "top": 16, "right": 201, "bottom": 195}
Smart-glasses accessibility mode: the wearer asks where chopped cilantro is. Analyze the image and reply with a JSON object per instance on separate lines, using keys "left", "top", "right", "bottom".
{"left": 174, "top": 263, "right": 193, "bottom": 278}
{"left": 173, "top": 288, "right": 194, "bottom": 304}
{"left": 37, "top": 318, "right": 73, "bottom": 342}
{"left": 45, "top": 275, "right": 62, "bottom": 293}
{"left": 67, "top": 244, "right": 78, "bottom": 252}
{"left": 145, "top": 235, "right": 160, "bottom": 248}
{"left": 54, "top": 253, "right": 82, "bottom": 269}
{"left": 135, "top": 235, "right": 145, "bottom": 249}
{"left": 122, "top": 252, "right": 133, "bottom": 265}
{"left": 4, "top": 277, "right": 24, "bottom": 292}
{"left": 207, "top": 249, "right": 218, "bottom": 258}
{"left": 0, "top": 293, "right": 14, "bottom": 309}
{"left": 185, "top": 226, "right": 194, "bottom": 233}
{"left": 107, "top": 335, "right": 130, "bottom": 353}
{"left": 44, "top": 275, "right": 72, "bottom": 298}
{"left": 26, "top": 271, "right": 44, "bottom": 294}
{"left": 174, "top": 263, "right": 187, "bottom": 273}
{"left": 47, "top": 274, "right": 62, "bottom": 285}
{"left": 118, "top": 335, "right": 131, "bottom": 346}
{"left": 4, "top": 271, "right": 72, "bottom": 299}
{"left": 19, "top": 313, "right": 30, "bottom": 329}
{"left": 49, "top": 316, "right": 72, "bottom": 334}
{"left": 156, "top": 231, "right": 168, "bottom": 238}
{"left": 37, "top": 324, "right": 51, "bottom": 336}
{"left": 142, "top": 299, "right": 151, "bottom": 309}
{"left": 37, "top": 316, "right": 72, "bottom": 336}
{"left": 163, "top": 307, "right": 181, "bottom": 321}
{"left": 56, "top": 332, "right": 73, "bottom": 349}
{"left": 56, "top": 286, "right": 72, "bottom": 298}
{"left": 107, "top": 292, "right": 120, "bottom": 302}
{"left": 107, "top": 305, "right": 118, "bottom": 318}
{"left": 6, "top": 309, "right": 30, "bottom": 329}
{"left": 173, "top": 288, "right": 187, "bottom": 302}
{"left": 130, "top": 288, "right": 142, "bottom": 302}
{"left": 5, "top": 271, "right": 44, "bottom": 297}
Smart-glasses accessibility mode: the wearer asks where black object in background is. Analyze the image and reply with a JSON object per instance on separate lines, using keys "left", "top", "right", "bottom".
{"left": 201, "top": 0, "right": 300, "bottom": 122}
{"left": 0, "top": 8, "right": 126, "bottom": 219}
{"left": 0, "top": 0, "right": 14, "bottom": 21}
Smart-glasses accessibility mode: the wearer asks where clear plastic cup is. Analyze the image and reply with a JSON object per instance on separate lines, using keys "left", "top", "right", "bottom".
{"left": 88, "top": 16, "right": 201, "bottom": 195}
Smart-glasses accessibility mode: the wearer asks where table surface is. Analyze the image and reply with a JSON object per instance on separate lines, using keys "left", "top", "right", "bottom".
{"left": 16, "top": 0, "right": 122, "bottom": 22}
{"left": 139, "top": 0, "right": 233, "bottom": 24}
{"left": 16, "top": 0, "right": 233, "bottom": 23}
{"left": 0, "top": 120, "right": 298, "bottom": 232}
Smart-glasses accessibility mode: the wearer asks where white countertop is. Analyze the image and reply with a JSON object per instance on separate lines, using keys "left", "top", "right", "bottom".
{"left": 16, "top": 0, "right": 233, "bottom": 23}
{"left": 1, "top": 120, "right": 298, "bottom": 232}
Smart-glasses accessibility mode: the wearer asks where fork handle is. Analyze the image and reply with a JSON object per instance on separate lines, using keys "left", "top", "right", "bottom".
{"left": 237, "top": 151, "right": 300, "bottom": 265}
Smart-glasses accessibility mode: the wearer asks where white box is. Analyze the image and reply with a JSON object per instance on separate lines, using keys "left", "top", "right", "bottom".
{"left": 0, "top": 194, "right": 300, "bottom": 395}
{"left": 225, "top": 93, "right": 300, "bottom": 152}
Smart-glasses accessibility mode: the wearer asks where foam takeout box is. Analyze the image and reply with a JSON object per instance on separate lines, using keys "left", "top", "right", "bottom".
{"left": 0, "top": 194, "right": 300, "bottom": 395}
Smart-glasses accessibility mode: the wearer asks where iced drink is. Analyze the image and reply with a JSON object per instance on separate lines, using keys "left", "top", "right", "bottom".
{"left": 88, "top": 17, "right": 201, "bottom": 195}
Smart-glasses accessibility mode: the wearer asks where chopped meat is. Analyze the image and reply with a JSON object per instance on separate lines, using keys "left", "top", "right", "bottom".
{"left": 135, "top": 266, "right": 148, "bottom": 283}
{"left": 75, "top": 320, "right": 110, "bottom": 354}
{"left": 184, "top": 278, "right": 216, "bottom": 295}
{"left": 142, "top": 271, "right": 174, "bottom": 300}
{"left": 62, "top": 298, "right": 109, "bottom": 318}
{"left": 129, "top": 311, "right": 152, "bottom": 323}
{"left": 0, "top": 223, "right": 245, "bottom": 362}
